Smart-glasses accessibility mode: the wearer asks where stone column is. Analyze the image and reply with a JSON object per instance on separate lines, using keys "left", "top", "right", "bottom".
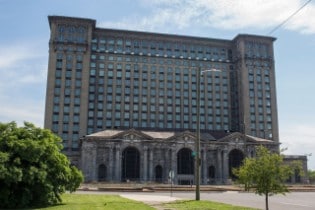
{"left": 202, "top": 149, "right": 207, "bottom": 184}
{"left": 222, "top": 150, "right": 229, "bottom": 183}
{"left": 149, "top": 148, "right": 154, "bottom": 182}
{"left": 171, "top": 148, "right": 177, "bottom": 184}
{"left": 143, "top": 146, "right": 148, "bottom": 181}
{"left": 108, "top": 147, "right": 113, "bottom": 181}
{"left": 115, "top": 145, "right": 121, "bottom": 182}
{"left": 165, "top": 148, "right": 170, "bottom": 182}
{"left": 216, "top": 149, "right": 222, "bottom": 184}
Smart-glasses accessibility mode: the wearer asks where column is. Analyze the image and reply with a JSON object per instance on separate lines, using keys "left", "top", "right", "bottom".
{"left": 171, "top": 148, "right": 177, "bottom": 184}
{"left": 165, "top": 148, "right": 170, "bottom": 182}
{"left": 108, "top": 147, "right": 113, "bottom": 181}
{"left": 143, "top": 146, "right": 148, "bottom": 181}
{"left": 222, "top": 150, "right": 229, "bottom": 184}
{"left": 216, "top": 149, "right": 222, "bottom": 184}
{"left": 202, "top": 149, "right": 207, "bottom": 184}
{"left": 149, "top": 149, "right": 154, "bottom": 182}
{"left": 115, "top": 145, "right": 121, "bottom": 182}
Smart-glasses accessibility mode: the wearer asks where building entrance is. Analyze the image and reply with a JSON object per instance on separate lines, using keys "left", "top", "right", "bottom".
{"left": 121, "top": 147, "right": 140, "bottom": 181}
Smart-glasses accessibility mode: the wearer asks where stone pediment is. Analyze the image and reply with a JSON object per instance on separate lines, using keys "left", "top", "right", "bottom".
{"left": 167, "top": 131, "right": 196, "bottom": 142}
{"left": 217, "top": 132, "right": 275, "bottom": 144}
{"left": 112, "top": 129, "right": 153, "bottom": 140}
{"left": 217, "top": 132, "right": 246, "bottom": 144}
{"left": 86, "top": 129, "right": 153, "bottom": 141}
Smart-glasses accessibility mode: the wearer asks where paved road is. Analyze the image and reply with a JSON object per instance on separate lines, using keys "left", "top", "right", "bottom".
{"left": 77, "top": 190, "right": 315, "bottom": 210}
{"left": 121, "top": 191, "right": 315, "bottom": 210}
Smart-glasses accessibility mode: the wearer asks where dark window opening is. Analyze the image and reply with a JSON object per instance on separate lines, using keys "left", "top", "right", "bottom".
{"left": 177, "top": 148, "right": 194, "bottom": 174}
{"left": 122, "top": 147, "right": 140, "bottom": 181}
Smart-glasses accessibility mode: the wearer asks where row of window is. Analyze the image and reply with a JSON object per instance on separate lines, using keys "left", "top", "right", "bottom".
{"left": 89, "top": 93, "right": 228, "bottom": 107}
{"left": 91, "top": 37, "right": 230, "bottom": 54}
{"left": 57, "top": 25, "right": 87, "bottom": 43}
{"left": 245, "top": 41, "right": 270, "bottom": 58}
{"left": 90, "top": 54, "right": 233, "bottom": 71}
{"left": 87, "top": 107, "right": 229, "bottom": 118}
{"left": 88, "top": 113, "right": 229, "bottom": 122}
{"left": 87, "top": 121, "right": 229, "bottom": 135}
{"left": 56, "top": 45, "right": 86, "bottom": 52}
{"left": 90, "top": 62, "right": 228, "bottom": 76}
{"left": 250, "top": 122, "right": 272, "bottom": 130}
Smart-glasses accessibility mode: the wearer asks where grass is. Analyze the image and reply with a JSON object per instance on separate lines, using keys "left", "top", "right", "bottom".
{"left": 28, "top": 194, "right": 154, "bottom": 210}
{"left": 21, "top": 194, "right": 258, "bottom": 210}
{"left": 164, "top": 200, "right": 258, "bottom": 210}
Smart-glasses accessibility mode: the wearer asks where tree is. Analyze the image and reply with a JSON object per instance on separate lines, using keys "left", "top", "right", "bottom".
{"left": 233, "top": 145, "right": 302, "bottom": 210}
{"left": 0, "top": 122, "right": 83, "bottom": 208}
{"left": 308, "top": 170, "right": 315, "bottom": 184}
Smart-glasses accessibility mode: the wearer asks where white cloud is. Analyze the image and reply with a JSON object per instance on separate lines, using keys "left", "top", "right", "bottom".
{"left": 0, "top": 42, "right": 47, "bottom": 127}
{"left": 0, "top": 94, "right": 45, "bottom": 127}
{"left": 280, "top": 124, "right": 315, "bottom": 170}
{"left": 100, "top": 0, "right": 315, "bottom": 35}
{"left": 0, "top": 44, "right": 41, "bottom": 68}
{"left": 0, "top": 43, "right": 47, "bottom": 89}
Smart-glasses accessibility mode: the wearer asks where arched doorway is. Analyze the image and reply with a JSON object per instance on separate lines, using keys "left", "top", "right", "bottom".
{"left": 177, "top": 148, "right": 194, "bottom": 174}
{"left": 177, "top": 148, "right": 194, "bottom": 185}
{"left": 98, "top": 164, "right": 107, "bottom": 181}
{"left": 228, "top": 149, "right": 244, "bottom": 179}
{"left": 208, "top": 165, "right": 215, "bottom": 183}
{"left": 121, "top": 147, "right": 140, "bottom": 181}
{"left": 155, "top": 165, "right": 163, "bottom": 183}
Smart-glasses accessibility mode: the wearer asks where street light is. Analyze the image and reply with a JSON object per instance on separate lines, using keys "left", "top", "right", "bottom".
{"left": 195, "top": 67, "right": 221, "bottom": 201}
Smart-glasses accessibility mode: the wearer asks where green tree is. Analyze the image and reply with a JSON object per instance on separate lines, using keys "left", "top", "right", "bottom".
{"left": 233, "top": 146, "right": 302, "bottom": 210}
{"left": 308, "top": 170, "right": 315, "bottom": 184}
{"left": 0, "top": 122, "right": 83, "bottom": 208}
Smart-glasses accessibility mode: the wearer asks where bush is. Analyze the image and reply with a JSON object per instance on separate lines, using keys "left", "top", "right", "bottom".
{"left": 0, "top": 122, "right": 83, "bottom": 208}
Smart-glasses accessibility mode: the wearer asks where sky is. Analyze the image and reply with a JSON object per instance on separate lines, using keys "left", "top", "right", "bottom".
{"left": 0, "top": 0, "right": 314, "bottom": 170}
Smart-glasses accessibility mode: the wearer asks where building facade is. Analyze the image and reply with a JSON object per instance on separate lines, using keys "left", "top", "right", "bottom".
{"left": 81, "top": 129, "right": 279, "bottom": 184}
{"left": 44, "top": 16, "right": 305, "bottom": 184}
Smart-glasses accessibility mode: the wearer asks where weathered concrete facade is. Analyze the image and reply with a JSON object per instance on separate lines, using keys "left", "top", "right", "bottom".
{"left": 81, "top": 129, "right": 280, "bottom": 184}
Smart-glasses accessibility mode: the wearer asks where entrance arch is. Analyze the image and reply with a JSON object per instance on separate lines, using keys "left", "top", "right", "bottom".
{"left": 98, "top": 164, "right": 107, "bottom": 181}
{"left": 177, "top": 148, "right": 194, "bottom": 174}
{"left": 121, "top": 147, "right": 140, "bottom": 181}
{"left": 208, "top": 166, "right": 215, "bottom": 178}
{"left": 155, "top": 165, "right": 163, "bottom": 182}
{"left": 228, "top": 149, "right": 244, "bottom": 179}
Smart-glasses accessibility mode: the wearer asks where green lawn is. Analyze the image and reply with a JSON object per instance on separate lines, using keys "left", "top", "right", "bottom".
{"left": 164, "top": 200, "right": 258, "bottom": 210}
{"left": 23, "top": 194, "right": 257, "bottom": 210}
{"left": 28, "top": 194, "right": 154, "bottom": 210}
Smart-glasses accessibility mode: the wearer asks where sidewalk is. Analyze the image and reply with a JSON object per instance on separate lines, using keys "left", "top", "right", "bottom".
{"left": 120, "top": 194, "right": 181, "bottom": 210}
{"left": 120, "top": 193, "right": 181, "bottom": 204}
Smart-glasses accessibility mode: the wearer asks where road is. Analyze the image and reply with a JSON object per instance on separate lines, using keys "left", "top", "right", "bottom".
{"left": 77, "top": 190, "right": 315, "bottom": 210}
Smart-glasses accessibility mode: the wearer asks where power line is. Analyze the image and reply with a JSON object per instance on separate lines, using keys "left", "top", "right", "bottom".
{"left": 267, "top": 0, "right": 313, "bottom": 35}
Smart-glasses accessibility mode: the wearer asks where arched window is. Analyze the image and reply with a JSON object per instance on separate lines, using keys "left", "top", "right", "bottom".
{"left": 122, "top": 147, "right": 140, "bottom": 181}
{"left": 155, "top": 165, "right": 163, "bottom": 182}
{"left": 228, "top": 149, "right": 244, "bottom": 179}
{"left": 177, "top": 148, "right": 194, "bottom": 174}
{"left": 98, "top": 164, "right": 107, "bottom": 181}
{"left": 208, "top": 166, "right": 215, "bottom": 179}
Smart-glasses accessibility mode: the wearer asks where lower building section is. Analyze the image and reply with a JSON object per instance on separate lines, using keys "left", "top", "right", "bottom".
{"left": 80, "top": 129, "right": 286, "bottom": 184}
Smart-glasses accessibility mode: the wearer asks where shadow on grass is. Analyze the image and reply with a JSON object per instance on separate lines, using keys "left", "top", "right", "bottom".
{"left": 19, "top": 203, "right": 66, "bottom": 210}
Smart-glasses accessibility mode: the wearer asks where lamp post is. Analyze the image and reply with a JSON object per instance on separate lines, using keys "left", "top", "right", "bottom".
{"left": 195, "top": 67, "right": 201, "bottom": 201}
{"left": 195, "top": 67, "right": 221, "bottom": 201}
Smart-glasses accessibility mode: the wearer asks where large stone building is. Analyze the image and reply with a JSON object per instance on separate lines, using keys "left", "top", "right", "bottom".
{"left": 82, "top": 129, "right": 279, "bottom": 184}
{"left": 44, "top": 16, "right": 307, "bottom": 184}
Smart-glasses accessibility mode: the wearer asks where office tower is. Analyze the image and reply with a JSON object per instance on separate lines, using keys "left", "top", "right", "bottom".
{"left": 44, "top": 16, "right": 281, "bottom": 182}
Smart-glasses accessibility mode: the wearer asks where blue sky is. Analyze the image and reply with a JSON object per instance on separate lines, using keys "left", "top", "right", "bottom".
{"left": 0, "top": 0, "right": 314, "bottom": 170}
